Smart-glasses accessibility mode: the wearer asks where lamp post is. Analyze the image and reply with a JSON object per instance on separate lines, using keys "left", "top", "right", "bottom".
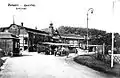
{"left": 87, "top": 8, "right": 94, "bottom": 53}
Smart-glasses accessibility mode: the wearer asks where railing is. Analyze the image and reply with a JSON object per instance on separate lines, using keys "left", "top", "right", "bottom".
{"left": 113, "top": 54, "right": 120, "bottom": 64}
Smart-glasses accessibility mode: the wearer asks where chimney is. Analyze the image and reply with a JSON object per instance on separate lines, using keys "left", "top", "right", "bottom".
{"left": 21, "top": 22, "right": 23, "bottom": 27}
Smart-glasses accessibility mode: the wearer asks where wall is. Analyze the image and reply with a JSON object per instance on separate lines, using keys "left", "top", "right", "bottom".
{"left": 0, "top": 39, "right": 13, "bottom": 55}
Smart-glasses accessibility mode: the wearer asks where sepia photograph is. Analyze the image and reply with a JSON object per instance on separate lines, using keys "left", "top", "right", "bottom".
{"left": 0, "top": 0, "right": 120, "bottom": 78}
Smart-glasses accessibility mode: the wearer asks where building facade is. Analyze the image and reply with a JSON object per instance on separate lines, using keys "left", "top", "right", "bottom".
{"left": 0, "top": 32, "right": 20, "bottom": 56}
{"left": 60, "top": 34, "right": 85, "bottom": 47}
{"left": 0, "top": 23, "right": 51, "bottom": 52}
{"left": 42, "top": 23, "right": 85, "bottom": 47}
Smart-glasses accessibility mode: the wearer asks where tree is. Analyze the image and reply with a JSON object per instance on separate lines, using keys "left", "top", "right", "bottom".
{"left": 57, "top": 26, "right": 107, "bottom": 45}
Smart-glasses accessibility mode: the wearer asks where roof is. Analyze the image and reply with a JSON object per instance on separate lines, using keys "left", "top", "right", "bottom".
{"left": 0, "top": 27, "right": 9, "bottom": 32}
{"left": 0, "top": 24, "right": 49, "bottom": 36}
{"left": 24, "top": 27, "right": 49, "bottom": 35}
{"left": 41, "top": 28, "right": 52, "bottom": 33}
{"left": 41, "top": 28, "right": 58, "bottom": 35}
{"left": 88, "top": 45, "right": 103, "bottom": 47}
{"left": 60, "top": 34, "right": 85, "bottom": 40}
{"left": 10, "top": 24, "right": 49, "bottom": 34}
{"left": 0, "top": 32, "right": 19, "bottom": 39}
{"left": 42, "top": 28, "right": 85, "bottom": 40}
{"left": 42, "top": 42, "right": 74, "bottom": 46}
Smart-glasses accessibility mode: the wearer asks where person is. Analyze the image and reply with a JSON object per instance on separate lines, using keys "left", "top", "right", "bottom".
{"left": 10, "top": 51, "right": 13, "bottom": 56}
{"left": 61, "top": 46, "right": 65, "bottom": 52}
{"left": 57, "top": 46, "right": 62, "bottom": 56}
{"left": 49, "top": 47, "right": 52, "bottom": 55}
{"left": 66, "top": 47, "right": 70, "bottom": 58}
{"left": 0, "top": 58, "right": 4, "bottom": 68}
{"left": 62, "top": 46, "right": 69, "bottom": 58}
{"left": 54, "top": 47, "right": 58, "bottom": 56}
{"left": 0, "top": 49, "right": 4, "bottom": 58}
{"left": 61, "top": 46, "right": 66, "bottom": 56}
{"left": 75, "top": 48, "right": 78, "bottom": 54}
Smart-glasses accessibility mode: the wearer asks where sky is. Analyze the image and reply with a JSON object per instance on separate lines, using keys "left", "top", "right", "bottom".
{"left": 0, "top": 0, "right": 120, "bottom": 33}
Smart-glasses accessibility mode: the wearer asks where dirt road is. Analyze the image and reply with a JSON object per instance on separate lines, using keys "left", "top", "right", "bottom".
{"left": 0, "top": 53, "right": 118, "bottom": 78}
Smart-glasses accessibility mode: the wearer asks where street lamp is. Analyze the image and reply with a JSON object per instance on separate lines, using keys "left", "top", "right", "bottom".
{"left": 87, "top": 8, "right": 94, "bottom": 53}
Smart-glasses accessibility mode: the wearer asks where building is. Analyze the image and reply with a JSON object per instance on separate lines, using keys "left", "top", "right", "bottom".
{"left": 0, "top": 23, "right": 51, "bottom": 52}
{"left": 42, "top": 23, "right": 85, "bottom": 47}
{"left": 60, "top": 34, "right": 85, "bottom": 47}
{"left": 0, "top": 32, "right": 20, "bottom": 56}
{"left": 42, "top": 23, "right": 62, "bottom": 43}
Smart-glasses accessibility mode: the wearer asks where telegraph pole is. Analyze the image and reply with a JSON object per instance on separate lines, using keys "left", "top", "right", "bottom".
{"left": 111, "top": 0, "right": 120, "bottom": 67}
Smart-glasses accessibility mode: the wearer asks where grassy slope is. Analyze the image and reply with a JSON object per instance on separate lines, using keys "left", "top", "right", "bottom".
{"left": 74, "top": 55, "right": 120, "bottom": 76}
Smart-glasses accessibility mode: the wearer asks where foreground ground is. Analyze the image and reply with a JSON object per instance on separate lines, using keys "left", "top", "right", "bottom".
{"left": 0, "top": 53, "right": 119, "bottom": 78}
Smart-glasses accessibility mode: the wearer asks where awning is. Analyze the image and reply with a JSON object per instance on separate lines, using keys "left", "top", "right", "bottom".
{"left": 0, "top": 32, "right": 19, "bottom": 39}
{"left": 42, "top": 42, "right": 74, "bottom": 46}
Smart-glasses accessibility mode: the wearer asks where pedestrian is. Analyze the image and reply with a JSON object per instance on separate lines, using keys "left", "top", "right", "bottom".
{"left": 65, "top": 47, "right": 69, "bottom": 58}
{"left": 75, "top": 48, "right": 78, "bottom": 54}
{"left": 66, "top": 51, "right": 69, "bottom": 58}
{"left": 54, "top": 47, "right": 58, "bottom": 56}
{"left": 10, "top": 51, "right": 13, "bottom": 57}
{"left": 0, "top": 48, "right": 4, "bottom": 58}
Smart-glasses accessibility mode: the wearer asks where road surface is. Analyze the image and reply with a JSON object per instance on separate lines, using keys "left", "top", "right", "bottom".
{"left": 0, "top": 53, "right": 118, "bottom": 78}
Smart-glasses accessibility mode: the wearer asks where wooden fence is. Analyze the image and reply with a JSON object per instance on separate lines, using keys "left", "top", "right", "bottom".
{"left": 113, "top": 54, "right": 120, "bottom": 64}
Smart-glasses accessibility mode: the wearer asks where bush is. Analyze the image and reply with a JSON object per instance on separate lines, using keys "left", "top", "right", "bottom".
{"left": 74, "top": 55, "right": 120, "bottom": 76}
{"left": 112, "top": 64, "right": 120, "bottom": 76}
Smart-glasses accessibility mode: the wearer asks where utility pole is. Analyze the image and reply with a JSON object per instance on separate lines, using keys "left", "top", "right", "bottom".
{"left": 111, "top": 1, "right": 115, "bottom": 68}
{"left": 111, "top": 32, "right": 114, "bottom": 67}
{"left": 111, "top": 0, "right": 120, "bottom": 67}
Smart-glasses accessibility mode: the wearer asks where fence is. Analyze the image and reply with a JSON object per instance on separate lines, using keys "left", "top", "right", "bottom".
{"left": 113, "top": 54, "right": 120, "bottom": 64}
